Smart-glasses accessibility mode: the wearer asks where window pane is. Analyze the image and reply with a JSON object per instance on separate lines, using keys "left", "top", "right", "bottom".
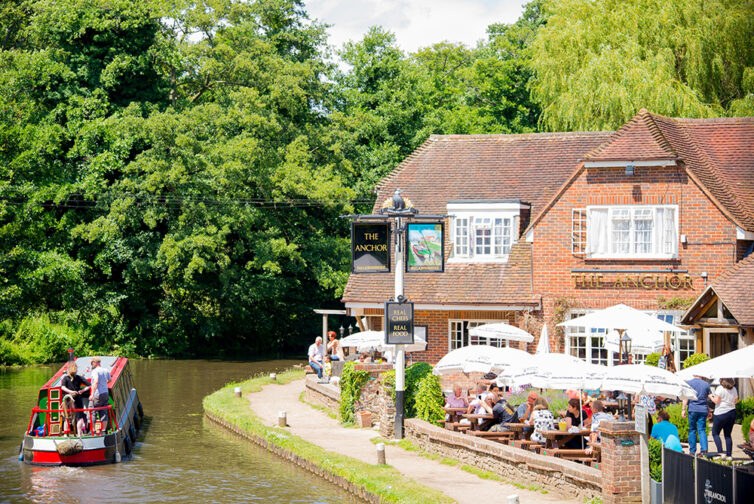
{"left": 611, "top": 209, "right": 630, "bottom": 254}
{"left": 634, "top": 208, "right": 653, "bottom": 254}
{"left": 454, "top": 218, "right": 469, "bottom": 256}
{"left": 475, "top": 218, "right": 491, "bottom": 255}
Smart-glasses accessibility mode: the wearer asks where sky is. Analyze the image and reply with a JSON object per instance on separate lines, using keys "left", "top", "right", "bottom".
{"left": 304, "top": 0, "right": 527, "bottom": 53}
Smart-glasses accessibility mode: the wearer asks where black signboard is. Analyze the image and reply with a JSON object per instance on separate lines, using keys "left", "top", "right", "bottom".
{"left": 406, "top": 222, "right": 444, "bottom": 273}
{"left": 385, "top": 301, "right": 414, "bottom": 345}
{"left": 663, "top": 447, "right": 695, "bottom": 504}
{"left": 736, "top": 467, "right": 754, "bottom": 504}
{"left": 351, "top": 222, "right": 391, "bottom": 273}
{"left": 697, "top": 458, "right": 733, "bottom": 504}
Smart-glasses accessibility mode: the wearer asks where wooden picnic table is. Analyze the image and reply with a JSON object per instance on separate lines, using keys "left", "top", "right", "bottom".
{"left": 443, "top": 407, "right": 467, "bottom": 423}
{"left": 503, "top": 422, "right": 532, "bottom": 440}
{"left": 538, "top": 429, "right": 591, "bottom": 449}
{"left": 461, "top": 413, "right": 494, "bottom": 431}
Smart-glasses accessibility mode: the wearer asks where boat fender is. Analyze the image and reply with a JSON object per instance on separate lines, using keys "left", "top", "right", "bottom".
{"left": 133, "top": 413, "right": 140, "bottom": 429}
{"left": 129, "top": 425, "right": 136, "bottom": 444}
{"left": 137, "top": 402, "right": 143, "bottom": 418}
{"left": 123, "top": 436, "right": 131, "bottom": 455}
{"left": 18, "top": 443, "right": 23, "bottom": 461}
{"left": 55, "top": 439, "right": 84, "bottom": 456}
{"left": 115, "top": 450, "right": 121, "bottom": 463}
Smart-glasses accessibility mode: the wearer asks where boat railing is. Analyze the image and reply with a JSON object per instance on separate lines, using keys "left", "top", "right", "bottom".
{"left": 27, "top": 405, "right": 119, "bottom": 437}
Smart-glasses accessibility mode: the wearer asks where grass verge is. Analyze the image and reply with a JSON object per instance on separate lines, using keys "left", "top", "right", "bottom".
{"left": 203, "top": 370, "right": 455, "bottom": 504}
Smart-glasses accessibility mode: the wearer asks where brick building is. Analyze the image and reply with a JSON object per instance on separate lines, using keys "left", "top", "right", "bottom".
{"left": 342, "top": 110, "right": 754, "bottom": 367}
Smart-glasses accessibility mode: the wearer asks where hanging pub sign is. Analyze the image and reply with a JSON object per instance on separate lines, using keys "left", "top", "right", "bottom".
{"left": 351, "top": 222, "right": 391, "bottom": 273}
{"left": 406, "top": 222, "right": 444, "bottom": 273}
{"left": 385, "top": 301, "right": 414, "bottom": 345}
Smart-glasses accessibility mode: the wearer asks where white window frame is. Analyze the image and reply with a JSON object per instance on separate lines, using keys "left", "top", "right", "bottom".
{"left": 448, "top": 203, "right": 519, "bottom": 263}
{"left": 448, "top": 319, "right": 508, "bottom": 351}
{"left": 586, "top": 205, "right": 679, "bottom": 259}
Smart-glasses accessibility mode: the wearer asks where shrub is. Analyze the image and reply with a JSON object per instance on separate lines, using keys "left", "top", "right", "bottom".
{"left": 682, "top": 353, "right": 710, "bottom": 369}
{"left": 743, "top": 414, "right": 754, "bottom": 443}
{"left": 381, "top": 362, "right": 433, "bottom": 419}
{"left": 649, "top": 438, "right": 663, "bottom": 482}
{"left": 414, "top": 374, "right": 445, "bottom": 426}
{"left": 339, "top": 362, "right": 370, "bottom": 424}
{"left": 644, "top": 353, "right": 661, "bottom": 367}
{"left": 661, "top": 403, "right": 709, "bottom": 443}
{"left": 735, "top": 397, "right": 754, "bottom": 424}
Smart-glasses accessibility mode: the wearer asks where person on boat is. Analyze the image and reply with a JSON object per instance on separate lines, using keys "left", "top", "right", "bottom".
{"left": 89, "top": 357, "right": 111, "bottom": 432}
{"left": 60, "top": 362, "right": 91, "bottom": 435}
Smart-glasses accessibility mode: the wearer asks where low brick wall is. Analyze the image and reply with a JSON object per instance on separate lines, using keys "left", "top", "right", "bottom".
{"left": 304, "top": 375, "right": 340, "bottom": 415}
{"left": 404, "top": 418, "right": 602, "bottom": 501}
{"left": 205, "top": 411, "right": 375, "bottom": 503}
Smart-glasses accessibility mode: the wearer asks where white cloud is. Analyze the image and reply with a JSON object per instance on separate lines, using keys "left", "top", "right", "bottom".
{"left": 305, "top": 0, "right": 526, "bottom": 53}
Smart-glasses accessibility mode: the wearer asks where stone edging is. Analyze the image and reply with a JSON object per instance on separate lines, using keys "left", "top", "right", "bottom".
{"left": 204, "top": 411, "right": 378, "bottom": 503}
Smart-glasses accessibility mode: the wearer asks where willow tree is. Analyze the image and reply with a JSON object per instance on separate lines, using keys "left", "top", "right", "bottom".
{"left": 529, "top": 0, "right": 754, "bottom": 131}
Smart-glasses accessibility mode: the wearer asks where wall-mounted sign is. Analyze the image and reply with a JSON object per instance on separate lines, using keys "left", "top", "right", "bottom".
{"left": 385, "top": 301, "right": 414, "bottom": 345}
{"left": 634, "top": 404, "right": 647, "bottom": 435}
{"left": 571, "top": 273, "right": 693, "bottom": 290}
{"left": 406, "top": 222, "right": 444, "bottom": 273}
{"left": 351, "top": 222, "right": 391, "bottom": 273}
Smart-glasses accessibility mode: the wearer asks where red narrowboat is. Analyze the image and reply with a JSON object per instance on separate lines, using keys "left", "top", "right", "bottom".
{"left": 20, "top": 353, "right": 144, "bottom": 466}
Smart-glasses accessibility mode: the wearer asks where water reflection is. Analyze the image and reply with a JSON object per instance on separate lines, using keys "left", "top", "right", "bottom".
{"left": 1, "top": 360, "right": 357, "bottom": 504}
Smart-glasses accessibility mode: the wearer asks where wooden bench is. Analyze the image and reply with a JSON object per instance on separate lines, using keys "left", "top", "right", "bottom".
{"left": 512, "top": 440, "right": 541, "bottom": 451}
{"left": 467, "top": 431, "right": 514, "bottom": 441}
{"left": 541, "top": 448, "right": 600, "bottom": 464}
{"left": 442, "top": 422, "right": 471, "bottom": 432}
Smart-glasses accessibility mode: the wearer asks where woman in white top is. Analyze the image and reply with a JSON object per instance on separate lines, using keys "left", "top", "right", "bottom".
{"left": 710, "top": 378, "right": 738, "bottom": 459}
{"left": 529, "top": 398, "right": 555, "bottom": 444}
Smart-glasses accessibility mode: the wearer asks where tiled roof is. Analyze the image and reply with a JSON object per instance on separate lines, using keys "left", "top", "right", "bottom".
{"left": 343, "top": 131, "right": 611, "bottom": 305}
{"left": 584, "top": 109, "right": 679, "bottom": 162}
{"left": 342, "top": 241, "right": 539, "bottom": 306}
{"left": 686, "top": 254, "right": 754, "bottom": 327}
{"left": 528, "top": 111, "right": 754, "bottom": 233}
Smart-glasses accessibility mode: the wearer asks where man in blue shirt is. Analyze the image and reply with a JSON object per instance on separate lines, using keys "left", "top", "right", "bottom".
{"left": 682, "top": 374, "right": 711, "bottom": 455}
{"left": 650, "top": 410, "right": 679, "bottom": 443}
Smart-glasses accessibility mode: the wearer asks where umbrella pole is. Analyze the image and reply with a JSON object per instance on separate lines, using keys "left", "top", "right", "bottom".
{"left": 580, "top": 388, "right": 584, "bottom": 450}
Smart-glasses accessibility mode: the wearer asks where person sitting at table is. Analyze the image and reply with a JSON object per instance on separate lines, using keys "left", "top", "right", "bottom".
{"left": 529, "top": 398, "right": 555, "bottom": 444}
{"left": 516, "top": 391, "right": 538, "bottom": 423}
{"left": 585, "top": 400, "right": 614, "bottom": 454}
{"left": 484, "top": 392, "right": 518, "bottom": 432}
{"left": 563, "top": 398, "right": 589, "bottom": 449}
{"left": 650, "top": 410, "right": 679, "bottom": 444}
{"left": 581, "top": 392, "right": 593, "bottom": 418}
{"left": 444, "top": 384, "right": 468, "bottom": 421}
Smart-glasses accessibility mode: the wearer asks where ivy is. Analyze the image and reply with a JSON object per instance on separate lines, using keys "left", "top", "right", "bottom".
{"left": 339, "top": 361, "right": 370, "bottom": 424}
{"left": 414, "top": 374, "right": 445, "bottom": 426}
{"left": 649, "top": 438, "right": 663, "bottom": 482}
{"left": 380, "top": 362, "right": 433, "bottom": 418}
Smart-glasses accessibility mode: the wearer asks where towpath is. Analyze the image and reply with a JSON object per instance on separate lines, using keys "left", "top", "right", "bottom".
{"left": 246, "top": 378, "right": 581, "bottom": 504}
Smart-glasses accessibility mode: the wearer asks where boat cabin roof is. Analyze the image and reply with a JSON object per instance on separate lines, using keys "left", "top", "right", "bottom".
{"left": 43, "top": 356, "right": 126, "bottom": 390}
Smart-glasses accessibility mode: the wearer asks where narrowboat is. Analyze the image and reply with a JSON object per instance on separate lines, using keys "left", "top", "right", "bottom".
{"left": 20, "top": 352, "right": 144, "bottom": 466}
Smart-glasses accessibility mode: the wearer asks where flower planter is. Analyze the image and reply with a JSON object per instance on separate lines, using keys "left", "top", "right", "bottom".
{"left": 650, "top": 478, "right": 661, "bottom": 504}
{"left": 357, "top": 410, "right": 373, "bottom": 428}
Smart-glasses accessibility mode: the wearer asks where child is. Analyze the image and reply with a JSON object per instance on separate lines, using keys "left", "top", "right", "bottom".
{"left": 323, "top": 355, "right": 332, "bottom": 382}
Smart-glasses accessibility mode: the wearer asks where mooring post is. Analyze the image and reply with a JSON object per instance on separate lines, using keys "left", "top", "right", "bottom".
{"left": 269, "top": 373, "right": 277, "bottom": 381}
{"left": 376, "top": 443, "right": 386, "bottom": 465}
{"left": 234, "top": 387, "right": 242, "bottom": 398}
{"left": 278, "top": 411, "right": 287, "bottom": 427}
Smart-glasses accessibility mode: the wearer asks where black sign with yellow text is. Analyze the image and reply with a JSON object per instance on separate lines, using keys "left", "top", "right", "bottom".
{"left": 385, "top": 302, "right": 414, "bottom": 345}
{"left": 351, "top": 222, "right": 391, "bottom": 273}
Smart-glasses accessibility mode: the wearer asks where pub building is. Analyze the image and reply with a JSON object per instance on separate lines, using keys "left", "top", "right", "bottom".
{"left": 342, "top": 110, "right": 754, "bottom": 371}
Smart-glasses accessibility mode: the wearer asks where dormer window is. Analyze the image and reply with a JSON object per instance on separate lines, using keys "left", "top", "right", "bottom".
{"left": 448, "top": 201, "right": 524, "bottom": 262}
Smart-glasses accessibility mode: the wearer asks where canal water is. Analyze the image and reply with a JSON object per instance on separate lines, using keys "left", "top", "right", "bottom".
{"left": 0, "top": 360, "right": 358, "bottom": 504}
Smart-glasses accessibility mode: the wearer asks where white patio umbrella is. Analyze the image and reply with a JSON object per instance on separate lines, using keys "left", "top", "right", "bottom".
{"left": 339, "top": 330, "right": 427, "bottom": 353}
{"left": 535, "top": 325, "right": 550, "bottom": 354}
{"left": 557, "top": 304, "right": 683, "bottom": 358}
{"left": 468, "top": 323, "right": 535, "bottom": 343}
{"left": 677, "top": 344, "right": 754, "bottom": 380}
{"left": 432, "top": 345, "right": 533, "bottom": 375}
{"left": 600, "top": 364, "right": 698, "bottom": 400}
{"left": 496, "top": 353, "right": 606, "bottom": 390}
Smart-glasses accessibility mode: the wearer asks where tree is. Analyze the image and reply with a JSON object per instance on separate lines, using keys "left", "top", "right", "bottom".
{"left": 529, "top": 0, "right": 754, "bottom": 131}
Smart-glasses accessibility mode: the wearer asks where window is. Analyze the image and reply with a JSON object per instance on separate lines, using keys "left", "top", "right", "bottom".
{"left": 565, "top": 311, "right": 608, "bottom": 365}
{"left": 656, "top": 313, "right": 696, "bottom": 368}
{"left": 449, "top": 320, "right": 507, "bottom": 350}
{"left": 587, "top": 205, "right": 678, "bottom": 258}
{"left": 572, "top": 208, "right": 587, "bottom": 255}
{"left": 450, "top": 214, "right": 513, "bottom": 261}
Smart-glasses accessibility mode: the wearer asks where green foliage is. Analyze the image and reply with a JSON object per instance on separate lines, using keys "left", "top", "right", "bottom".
{"left": 644, "top": 353, "right": 661, "bottom": 367}
{"left": 530, "top": 0, "right": 754, "bottom": 131}
{"left": 339, "top": 361, "right": 370, "bottom": 424}
{"left": 736, "top": 398, "right": 754, "bottom": 424}
{"left": 405, "top": 362, "right": 432, "bottom": 417}
{"left": 649, "top": 437, "right": 663, "bottom": 482}
{"left": 682, "top": 353, "right": 711, "bottom": 369}
{"left": 742, "top": 414, "right": 753, "bottom": 443}
{"left": 657, "top": 296, "right": 696, "bottom": 311}
{"left": 414, "top": 374, "right": 445, "bottom": 426}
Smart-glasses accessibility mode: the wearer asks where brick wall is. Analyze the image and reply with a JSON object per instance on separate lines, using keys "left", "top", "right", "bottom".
{"left": 532, "top": 164, "right": 739, "bottom": 351}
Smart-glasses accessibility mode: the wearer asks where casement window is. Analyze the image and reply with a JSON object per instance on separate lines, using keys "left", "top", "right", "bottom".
{"left": 449, "top": 320, "right": 507, "bottom": 350}
{"left": 451, "top": 215, "right": 513, "bottom": 260}
{"left": 586, "top": 205, "right": 678, "bottom": 258}
{"left": 656, "top": 313, "right": 696, "bottom": 368}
